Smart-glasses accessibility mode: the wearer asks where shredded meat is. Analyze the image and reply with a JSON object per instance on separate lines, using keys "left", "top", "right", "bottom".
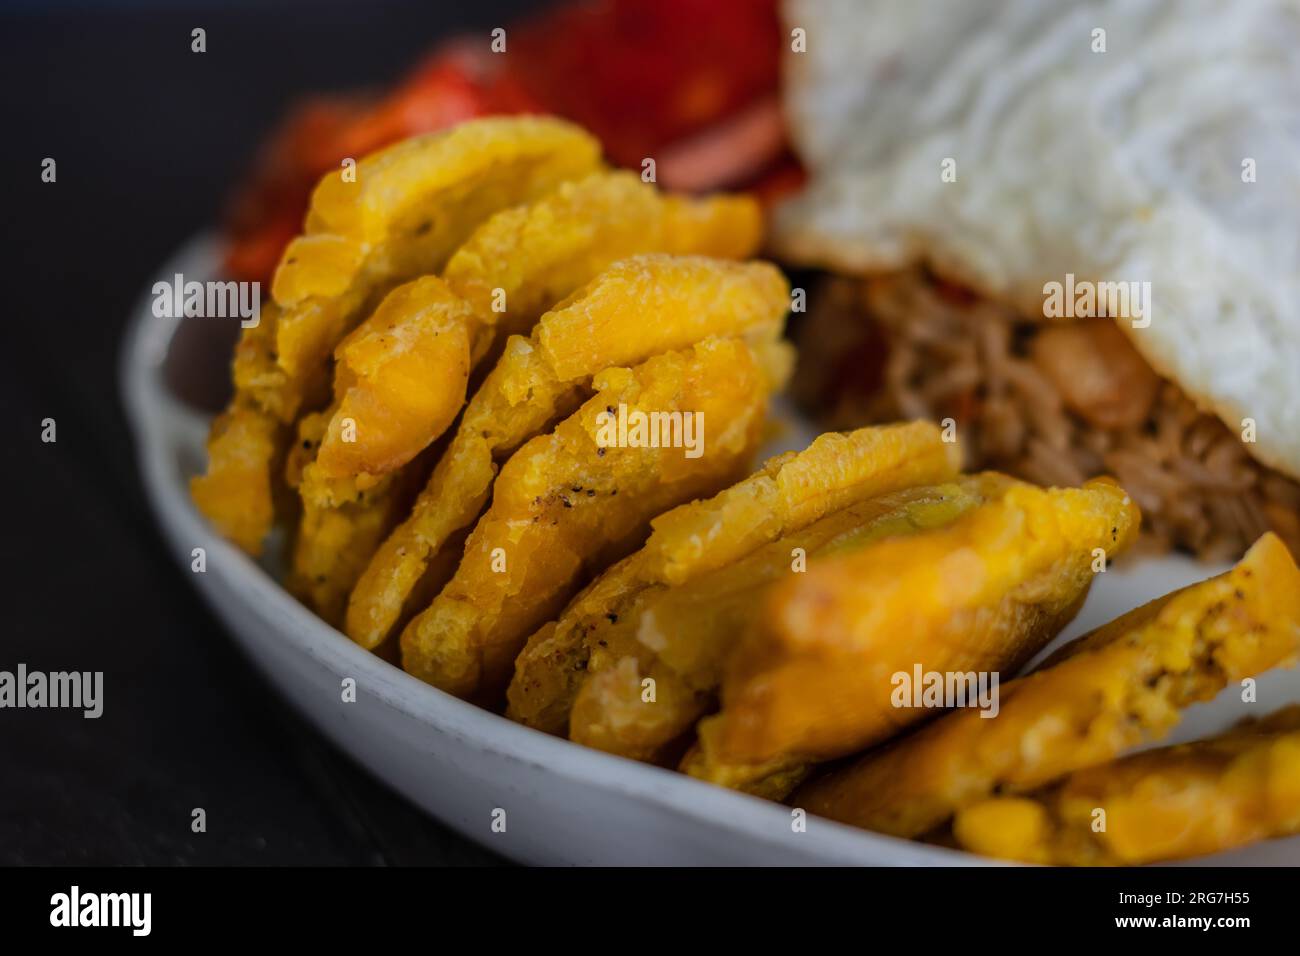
{"left": 791, "top": 270, "right": 1300, "bottom": 562}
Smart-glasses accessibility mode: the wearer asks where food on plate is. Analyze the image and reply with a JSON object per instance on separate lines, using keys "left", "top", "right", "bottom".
{"left": 287, "top": 277, "right": 474, "bottom": 622}
{"left": 189, "top": 300, "right": 290, "bottom": 556}
{"left": 954, "top": 705, "right": 1300, "bottom": 865}
{"left": 794, "top": 533, "right": 1300, "bottom": 837}
{"left": 308, "top": 276, "right": 474, "bottom": 487}
{"left": 192, "top": 117, "right": 601, "bottom": 556}
{"left": 507, "top": 421, "right": 962, "bottom": 737}
{"left": 270, "top": 116, "right": 599, "bottom": 322}
{"left": 441, "top": 171, "right": 763, "bottom": 349}
{"left": 400, "top": 334, "right": 789, "bottom": 702}
{"left": 774, "top": 0, "right": 1300, "bottom": 562}
{"left": 185, "top": 73, "right": 1300, "bottom": 864}
{"left": 566, "top": 475, "right": 1005, "bottom": 765}
{"left": 790, "top": 271, "right": 1300, "bottom": 562}
{"left": 289, "top": 176, "right": 764, "bottom": 620}
{"left": 345, "top": 254, "right": 789, "bottom": 651}
{"left": 286, "top": 447, "right": 436, "bottom": 626}
{"left": 188, "top": 397, "right": 285, "bottom": 554}
{"left": 685, "top": 477, "right": 1141, "bottom": 796}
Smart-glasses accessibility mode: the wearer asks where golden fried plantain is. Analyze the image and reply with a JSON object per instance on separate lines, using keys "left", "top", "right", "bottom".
{"left": 345, "top": 255, "right": 791, "bottom": 651}
{"left": 315, "top": 172, "right": 763, "bottom": 491}
{"left": 400, "top": 335, "right": 790, "bottom": 703}
{"left": 794, "top": 532, "right": 1300, "bottom": 837}
{"left": 443, "top": 170, "right": 764, "bottom": 355}
{"left": 189, "top": 399, "right": 283, "bottom": 555}
{"left": 953, "top": 704, "right": 1300, "bottom": 865}
{"left": 193, "top": 118, "right": 600, "bottom": 554}
{"left": 281, "top": 278, "right": 472, "bottom": 619}
{"left": 288, "top": 177, "right": 767, "bottom": 614}
{"left": 270, "top": 115, "right": 597, "bottom": 419}
{"left": 313, "top": 276, "right": 473, "bottom": 485}
{"left": 286, "top": 470, "right": 412, "bottom": 627}
{"left": 565, "top": 476, "right": 1006, "bottom": 765}
{"left": 267, "top": 117, "right": 598, "bottom": 415}
{"left": 189, "top": 299, "right": 288, "bottom": 557}
{"left": 686, "top": 477, "right": 1142, "bottom": 796}
{"left": 286, "top": 422, "right": 446, "bottom": 627}
{"left": 504, "top": 421, "right": 964, "bottom": 740}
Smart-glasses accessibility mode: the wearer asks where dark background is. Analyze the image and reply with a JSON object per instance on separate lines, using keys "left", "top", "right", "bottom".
{"left": 0, "top": 0, "right": 558, "bottom": 866}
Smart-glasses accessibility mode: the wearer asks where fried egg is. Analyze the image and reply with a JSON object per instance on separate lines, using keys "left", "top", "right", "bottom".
{"left": 775, "top": 0, "right": 1300, "bottom": 479}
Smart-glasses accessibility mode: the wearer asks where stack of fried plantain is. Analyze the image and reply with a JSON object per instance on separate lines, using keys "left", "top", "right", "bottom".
{"left": 195, "top": 115, "right": 791, "bottom": 694}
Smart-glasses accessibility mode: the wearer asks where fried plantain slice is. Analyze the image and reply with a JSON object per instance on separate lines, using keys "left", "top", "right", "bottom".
{"left": 345, "top": 255, "right": 791, "bottom": 651}
{"left": 564, "top": 475, "right": 1007, "bottom": 765}
{"left": 794, "top": 532, "right": 1300, "bottom": 837}
{"left": 286, "top": 471, "right": 412, "bottom": 627}
{"left": 443, "top": 170, "right": 764, "bottom": 355}
{"left": 282, "top": 278, "right": 472, "bottom": 620}
{"left": 188, "top": 299, "right": 287, "bottom": 557}
{"left": 312, "top": 276, "right": 474, "bottom": 485}
{"left": 267, "top": 117, "right": 599, "bottom": 415}
{"left": 288, "top": 177, "right": 767, "bottom": 611}
{"left": 313, "top": 171, "right": 763, "bottom": 491}
{"left": 505, "top": 421, "right": 964, "bottom": 740}
{"left": 270, "top": 115, "right": 599, "bottom": 421}
{"left": 399, "top": 334, "right": 791, "bottom": 703}
{"left": 189, "top": 398, "right": 284, "bottom": 555}
{"left": 282, "top": 442, "right": 439, "bottom": 629}
{"left": 684, "top": 477, "right": 1142, "bottom": 797}
{"left": 953, "top": 704, "right": 1300, "bottom": 865}
{"left": 193, "top": 117, "right": 600, "bottom": 554}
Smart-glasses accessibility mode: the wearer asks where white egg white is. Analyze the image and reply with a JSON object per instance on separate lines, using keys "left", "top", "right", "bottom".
{"left": 775, "top": 0, "right": 1300, "bottom": 478}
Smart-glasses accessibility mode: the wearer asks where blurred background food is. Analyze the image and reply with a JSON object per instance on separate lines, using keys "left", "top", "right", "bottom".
{"left": 221, "top": 0, "right": 798, "bottom": 285}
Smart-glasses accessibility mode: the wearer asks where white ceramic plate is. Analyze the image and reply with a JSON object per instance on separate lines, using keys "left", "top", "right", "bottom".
{"left": 121, "top": 236, "right": 1300, "bottom": 865}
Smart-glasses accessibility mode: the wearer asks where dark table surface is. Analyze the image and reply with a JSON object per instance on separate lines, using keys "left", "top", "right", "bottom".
{"left": 0, "top": 0, "right": 561, "bottom": 866}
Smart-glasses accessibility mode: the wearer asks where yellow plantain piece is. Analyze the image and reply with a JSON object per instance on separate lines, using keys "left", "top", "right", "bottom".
{"left": 272, "top": 115, "right": 599, "bottom": 421}
{"left": 311, "top": 276, "right": 473, "bottom": 487}
{"left": 953, "top": 704, "right": 1300, "bottom": 865}
{"left": 284, "top": 404, "right": 329, "bottom": 494}
{"left": 313, "top": 171, "right": 763, "bottom": 493}
{"left": 282, "top": 278, "right": 471, "bottom": 620}
{"left": 289, "top": 177, "right": 766, "bottom": 614}
{"left": 189, "top": 300, "right": 287, "bottom": 557}
{"left": 192, "top": 117, "right": 600, "bottom": 554}
{"left": 443, "top": 169, "right": 764, "bottom": 357}
{"left": 564, "top": 475, "right": 1007, "bottom": 765}
{"left": 189, "top": 398, "right": 284, "bottom": 555}
{"left": 685, "top": 477, "right": 1142, "bottom": 797}
{"left": 267, "top": 116, "right": 599, "bottom": 417}
{"left": 400, "top": 334, "right": 790, "bottom": 704}
{"left": 286, "top": 467, "right": 420, "bottom": 628}
{"left": 283, "top": 442, "right": 436, "bottom": 629}
{"left": 345, "top": 254, "right": 791, "bottom": 651}
{"left": 277, "top": 117, "right": 598, "bottom": 305}
{"left": 793, "top": 532, "right": 1300, "bottom": 838}
{"left": 507, "top": 421, "right": 963, "bottom": 738}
